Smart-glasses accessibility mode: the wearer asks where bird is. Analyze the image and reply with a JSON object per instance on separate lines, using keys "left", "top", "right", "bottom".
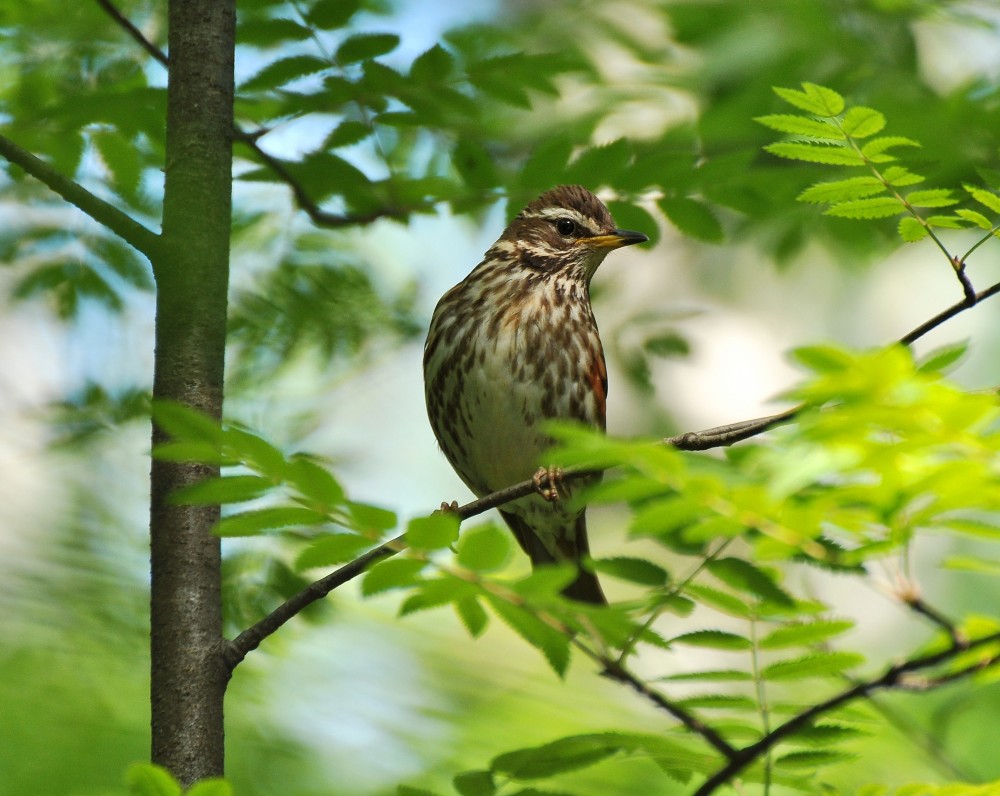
{"left": 423, "top": 185, "right": 648, "bottom": 604}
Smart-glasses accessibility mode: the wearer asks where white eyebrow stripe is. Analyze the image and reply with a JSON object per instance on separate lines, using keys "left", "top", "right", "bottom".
{"left": 520, "top": 206, "right": 602, "bottom": 234}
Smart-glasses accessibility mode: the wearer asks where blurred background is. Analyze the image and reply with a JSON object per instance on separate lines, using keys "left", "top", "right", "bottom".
{"left": 2, "top": 0, "right": 1000, "bottom": 793}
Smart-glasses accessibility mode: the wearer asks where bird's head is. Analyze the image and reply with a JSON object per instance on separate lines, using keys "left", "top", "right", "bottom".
{"left": 498, "top": 185, "right": 648, "bottom": 282}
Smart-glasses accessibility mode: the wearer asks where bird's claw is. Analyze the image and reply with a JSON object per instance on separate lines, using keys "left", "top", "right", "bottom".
{"left": 436, "top": 500, "right": 460, "bottom": 514}
{"left": 533, "top": 466, "right": 563, "bottom": 503}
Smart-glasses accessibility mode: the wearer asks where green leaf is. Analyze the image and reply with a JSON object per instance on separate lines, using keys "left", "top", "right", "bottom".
{"left": 671, "top": 629, "right": 753, "bottom": 650}
{"left": 775, "top": 749, "right": 857, "bottom": 770}
{"left": 284, "top": 457, "right": 345, "bottom": 507}
{"left": 217, "top": 506, "right": 328, "bottom": 537}
{"left": 187, "top": 780, "right": 233, "bottom": 796}
{"left": 707, "top": 558, "right": 794, "bottom": 606}
{"left": 606, "top": 201, "right": 660, "bottom": 247}
{"left": 754, "top": 114, "right": 842, "bottom": 139}
{"left": 657, "top": 196, "right": 723, "bottom": 242}
{"left": 942, "top": 555, "right": 1000, "bottom": 576}
{"left": 683, "top": 584, "right": 752, "bottom": 618}
{"left": 453, "top": 770, "right": 495, "bottom": 796}
{"left": 295, "top": 533, "right": 374, "bottom": 568}
{"left": 492, "top": 735, "right": 621, "bottom": 780}
{"left": 661, "top": 669, "right": 754, "bottom": 682}
{"left": 222, "top": 427, "right": 286, "bottom": 476}
{"left": 456, "top": 524, "right": 513, "bottom": 572}
{"left": 798, "top": 176, "right": 885, "bottom": 204}
{"left": 881, "top": 166, "right": 925, "bottom": 187}
{"left": 237, "top": 18, "right": 312, "bottom": 46}
{"left": 400, "top": 577, "right": 470, "bottom": 616}
{"left": 410, "top": 44, "right": 455, "bottom": 84}
{"left": 676, "top": 693, "right": 757, "bottom": 710}
{"left": 790, "top": 344, "right": 854, "bottom": 373}
{"left": 406, "top": 513, "right": 460, "bottom": 550}
{"left": 765, "top": 142, "right": 864, "bottom": 166}
{"left": 454, "top": 595, "right": 489, "bottom": 637}
{"left": 759, "top": 619, "right": 854, "bottom": 649}
{"left": 965, "top": 184, "right": 1000, "bottom": 214}
{"left": 170, "top": 474, "right": 272, "bottom": 506}
{"left": 151, "top": 400, "right": 222, "bottom": 446}
{"left": 825, "top": 196, "right": 903, "bottom": 219}
{"left": 397, "top": 788, "right": 443, "bottom": 796}
{"left": 324, "top": 120, "right": 371, "bottom": 149}
{"left": 773, "top": 83, "right": 845, "bottom": 117}
{"left": 762, "top": 651, "right": 865, "bottom": 680}
{"left": 239, "top": 55, "right": 330, "bottom": 92}
{"left": 485, "top": 594, "right": 570, "bottom": 676}
{"left": 306, "top": 0, "right": 361, "bottom": 29}
{"left": 336, "top": 33, "right": 400, "bottom": 64}
{"left": 593, "top": 556, "right": 668, "bottom": 586}
{"left": 348, "top": 501, "right": 398, "bottom": 534}
{"left": 898, "top": 217, "right": 928, "bottom": 242}
{"left": 917, "top": 341, "right": 967, "bottom": 373}
{"left": 361, "top": 558, "right": 426, "bottom": 596}
{"left": 906, "top": 189, "right": 958, "bottom": 208}
{"left": 126, "top": 763, "right": 181, "bottom": 796}
{"left": 840, "top": 106, "right": 885, "bottom": 138}
{"left": 955, "top": 208, "right": 993, "bottom": 229}
{"left": 860, "top": 136, "right": 920, "bottom": 160}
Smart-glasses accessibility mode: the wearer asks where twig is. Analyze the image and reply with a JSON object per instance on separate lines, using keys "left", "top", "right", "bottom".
{"left": 692, "top": 632, "right": 1000, "bottom": 795}
{"left": 0, "top": 133, "right": 161, "bottom": 259}
{"left": 899, "top": 278, "right": 1000, "bottom": 346}
{"left": 93, "top": 0, "right": 168, "bottom": 66}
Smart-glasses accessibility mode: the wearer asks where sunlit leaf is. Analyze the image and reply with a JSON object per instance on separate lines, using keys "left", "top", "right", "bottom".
{"left": 773, "top": 83, "right": 845, "bottom": 117}
{"left": 485, "top": 595, "right": 570, "bottom": 676}
{"left": 492, "top": 735, "right": 621, "bottom": 780}
{"left": 840, "top": 106, "right": 885, "bottom": 138}
{"left": 170, "top": 475, "right": 272, "bottom": 505}
{"left": 406, "top": 513, "right": 460, "bottom": 550}
{"left": 759, "top": 619, "right": 854, "bottom": 649}
{"left": 671, "top": 630, "right": 752, "bottom": 650}
{"left": 762, "top": 651, "right": 864, "bottom": 680}
{"left": 457, "top": 524, "right": 513, "bottom": 572}
{"left": 126, "top": 763, "right": 181, "bottom": 796}
{"left": 361, "top": 558, "right": 426, "bottom": 596}
{"left": 218, "top": 506, "right": 328, "bottom": 537}
{"left": 798, "top": 176, "right": 885, "bottom": 204}
{"left": 755, "top": 113, "right": 842, "bottom": 139}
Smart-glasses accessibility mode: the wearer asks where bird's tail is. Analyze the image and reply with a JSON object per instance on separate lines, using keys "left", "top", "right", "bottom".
{"left": 499, "top": 510, "right": 606, "bottom": 605}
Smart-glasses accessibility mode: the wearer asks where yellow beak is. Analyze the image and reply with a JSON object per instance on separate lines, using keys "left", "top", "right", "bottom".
{"left": 585, "top": 228, "right": 649, "bottom": 250}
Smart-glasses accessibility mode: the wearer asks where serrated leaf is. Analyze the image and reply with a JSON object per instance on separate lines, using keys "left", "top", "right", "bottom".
{"left": 568, "top": 139, "right": 633, "bottom": 184}
{"left": 955, "top": 208, "right": 993, "bottom": 229}
{"left": 798, "top": 176, "right": 885, "bottom": 204}
{"left": 671, "top": 629, "right": 753, "bottom": 650}
{"left": 657, "top": 196, "right": 723, "bottom": 243}
{"left": 239, "top": 55, "right": 330, "bottom": 92}
{"left": 237, "top": 17, "right": 312, "bottom": 46}
{"left": 841, "top": 106, "right": 885, "bottom": 138}
{"left": 660, "top": 669, "right": 754, "bottom": 682}
{"left": 860, "top": 136, "right": 920, "bottom": 160}
{"left": 222, "top": 427, "right": 286, "bottom": 476}
{"left": 492, "top": 735, "right": 620, "bottom": 780}
{"left": 926, "top": 215, "right": 964, "bottom": 229}
{"left": 456, "top": 524, "right": 512, "bottom": 572}
{"left": 453, "top": 770, "right": 495, "bottom": 796}
{"left": 773, "top": 83, "right": 845, "bottom": 117}
{"left": 348, "top": 501, "right": 398, "bottom": 534}
{"left": 295, "top": 533, "right": 374, "bottom": 568}
{"left": 683, "top": 583, "right": 751, "bottom": 619}
{"left": 676, "top": 693, "right": 757, "bottom": 710}
{"left": 454, "top": 595, "right": 489, "bottom": 637}
{"left": 411, "top": 44, "right": 454, "bottom": 83}
{"left": 593, "top": 556, "right": 668, "bottom": 586}
{"left": 791, "top": 722, "right": 869, "bottom": 747}
{"left": 400, "top": 577, "right": 470, "bottom": 615}
{"left": 765, "top": 142, "right": 864, "bottom": 166}
{"left": 882, "top": 166, "right": 925, "bottom": 186}
{"left": 151, "top": 400, "right": 223, "bottom": 445}
{"left": 762, "top": 651, "right": 864, "bottom": 680}
{"left": 218, "top": 506, "right": 327, "bottom": 537}
{"left": 759, "top": 619, "right": 854, "bottom": 649}
{"left": 170, "top": 474, "right": 272, "bottom": 505}
{"left": 406, "top": 513, "right": 460, "bottom": 550}
{"left": 964, "top": 184, "right": 1000, "bottom": 214}
{"left": 775, "top": 749, "right": 857, "bottom": 770}
{"left": 337, "top": 33, "right": 400, "bottom": 64}
{"left": 284, "top": 457, "right": 345, "bottom": 507}
{"left": 755, "top": 114, "right": 843, "bottom": 139}
{"left": 707, "top": 558, "right": 793, "bottom": 606}
{"left": 126, "top": 763, "right": 182, "bottom": 796}
{"left": 324, "top": 120, "right": 370, "bottom": 149}
{"left": 906, "top": 189, "right": 958, "bottom": 208}
{"left": 825, "top": 196, "right": 903, "bottom": 219}
{"left": 898, "top": 217, "right": 928, "bottom": 242}
{"left": 485, "top": 594, "right": 570, "bottom": 676}
{"left": 306, "top": 0, "right": 361, "bottom": 29}
{"left": 361, "top": 557, "right": 426, "bottom": 596}
{"left": 916, "top": 341, "right": 967, "bottom": 373}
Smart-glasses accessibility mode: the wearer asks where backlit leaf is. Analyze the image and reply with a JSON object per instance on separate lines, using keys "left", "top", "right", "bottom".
{"left": 825, "top": 196, "right": 903, "bottom": 219}
{"left": 361, "top": 558, "right": 426, "bottom": 596}
{"left": 798, "top": 176, "right": 885, "bottom": 204}
{"left": 762, "top": 651, "right": 864, "bottom": 680}
{"left": 840, "top": 106, "right": 885, "bottom": 138}
{"left": 170, "top": 474, "right": 272, "bottom": 505}
{"left": 406, "top": 513, "right": 460, "bottom": 550}
{"left": 218, "top": 506, "right": 327, "bottom": 537}
{"left": 671, "top": 629, "right": 752, "bottom": 650}
{"left": 754, "top": 114, "right": 842, "bottom": 139}
{"left": 765, "top": 142, "right": 864, "bottom": 166}
{"left": 773, "top": 83, "right": 845, "bottom": 117}
{"left": 759, "top": 619, "right": 854, "bottom": 649}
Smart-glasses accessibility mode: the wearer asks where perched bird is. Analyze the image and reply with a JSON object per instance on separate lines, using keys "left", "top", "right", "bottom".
{"left": 423, "top": 185, "right": 648, "bottom": 604}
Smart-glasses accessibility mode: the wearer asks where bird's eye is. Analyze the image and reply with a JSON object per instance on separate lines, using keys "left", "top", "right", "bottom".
{"left": 556, "top": 218, "right": 577, "bottom": 236}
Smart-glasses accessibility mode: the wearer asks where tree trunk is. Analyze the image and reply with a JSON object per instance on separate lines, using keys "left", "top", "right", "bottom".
{"left": 149, "top": 0, "right": 235, "bottom": 783}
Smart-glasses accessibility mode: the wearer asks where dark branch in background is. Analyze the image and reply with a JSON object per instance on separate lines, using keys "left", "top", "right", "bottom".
{"left": 0, "top": 134, "right": 161, "bottom": 258}
{"left": 94, "top": 0, "right": 412, "bottom": 230}
{"left": 693, "top": 632, "right": 1000, "bottom": 795}
{"left": 899, "top": 278, "right": 1000, "bottom": 345}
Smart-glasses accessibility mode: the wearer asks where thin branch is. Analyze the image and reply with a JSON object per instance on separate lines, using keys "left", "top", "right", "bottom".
{"left": 0, "top": 133, "right": 161, "bottom": 259}
{"left": 904, "top": 595, "right": 964, "bottom": 647}
{"left": 899, "top": 278, "right": 1000, "bottom": 346}
{"left": 693, "top": 632, "right": 999, "bottom": 795}
{"left": 93, "top": 0, "right": 168, "bottom": 66}
{"left": 601, "top": 660, "right": 739, "bottom": 759}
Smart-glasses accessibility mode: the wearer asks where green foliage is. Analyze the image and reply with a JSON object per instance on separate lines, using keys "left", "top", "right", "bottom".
{"left": 126, "top": 764, "right": 233, "bottom": 796}
{"left": 759, "top": 82, "right": 1000, "bottom": 248}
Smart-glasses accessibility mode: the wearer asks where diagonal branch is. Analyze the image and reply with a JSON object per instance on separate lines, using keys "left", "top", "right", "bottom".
{"left": 0, "top": 133, "right": 161, "bottom": 259}
{"left": 94, "top": 0, "right": 168, "bottom": 66}
{"left": 693, "top": 632, "right": 1000, "bottom": 795}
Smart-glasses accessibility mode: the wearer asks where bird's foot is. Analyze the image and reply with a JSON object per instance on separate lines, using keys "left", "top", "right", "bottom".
{"left": 436, "top": 500, "right": 460, "bottom": 514}
{"left": 533, "top": 466, "right": 563, "bottom": 503}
